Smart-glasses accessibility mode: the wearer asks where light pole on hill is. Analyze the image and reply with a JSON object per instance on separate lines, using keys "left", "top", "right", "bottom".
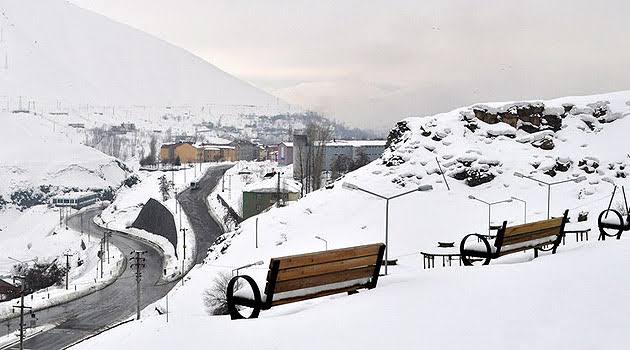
{"left": 314, "top": 236, "right": 328, "bottom": 251}
{"left": 342, "top": 182, "right": 433, "bottom": 276}
{"left": 513, "top": 172, "right": 586, "bottom": 219}
{"left": 510, "top": 196, "right": 527, "bottom": 224}
{"left": 467, "top": 196, "right": 512, "bottom": 235}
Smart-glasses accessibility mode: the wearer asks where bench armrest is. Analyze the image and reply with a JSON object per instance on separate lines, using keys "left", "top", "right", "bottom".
{"left": 226, "top": 275, "right": 263, "bottom": 320}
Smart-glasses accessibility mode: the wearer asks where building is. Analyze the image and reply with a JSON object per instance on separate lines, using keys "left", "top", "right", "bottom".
{"left": 278, "top": 142, "right": 293, "bottom": 165}
{"left": 52, "top": 192, "right": 99, "bottom": 209}
{"left": 292, "top": 135, "right": 386, "bottom": 179}
{"left": 265, "top": 145, "right": 278, "bottom": 162}
{"left": 159, "top": 142, "right": 237, "bottom": 164}
{"left": 230, "top": 140, "right": 258, "bottom": 161}
{"left": 242, "top": 177, "right": 302, "bottom": 219}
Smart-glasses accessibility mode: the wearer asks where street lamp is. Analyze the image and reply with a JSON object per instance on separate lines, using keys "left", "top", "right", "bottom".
{"left": 514, "top": 172, "right": 587, "bottom": 219}
{"left": 510, "top": 196, "right": 527, "bottom": 224}
{"left": 342, "top": 182, "right": 433, "bottom": 275}
{"left": 314, "top": 236, "right": 328, "bottom": 251}
{"left": 468, "top": 195, "right": 512, "bottom": 235}
{"left": 232, "top": 260, "right": 265, "bottom": 276}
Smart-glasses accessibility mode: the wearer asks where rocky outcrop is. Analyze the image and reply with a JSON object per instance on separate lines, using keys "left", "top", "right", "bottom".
{"left": 472, "top": 102, "right": 565, "bottom": 134}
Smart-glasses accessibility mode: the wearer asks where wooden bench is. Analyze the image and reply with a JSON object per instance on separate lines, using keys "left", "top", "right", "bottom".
{"left": 226, "top": 243, "right": 385, "bottom": 320}
{"left": 459, "top": 210, "right": 568, "bottom": 265}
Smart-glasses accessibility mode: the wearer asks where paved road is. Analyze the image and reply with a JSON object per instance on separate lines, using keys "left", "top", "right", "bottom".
{"left": 178, "top": 164, "right": 233, "bottom": 264}
{"left": 0, "top": 165, "right": 230, "bottom": 349}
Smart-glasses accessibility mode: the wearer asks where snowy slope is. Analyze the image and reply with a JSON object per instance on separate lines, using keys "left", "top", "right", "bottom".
{"left": 73, "top": 91, "right": 630, "bottom": 349}
{"left": 0, "top": 111, "right": 128, "bottom": 197}
{"left": 0, "top": 0, "right": 281, "bottom": 108}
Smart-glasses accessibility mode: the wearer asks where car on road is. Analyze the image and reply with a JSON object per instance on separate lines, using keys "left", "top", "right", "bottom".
{"left": 190, "top": 181, "right": 200, "bottom": 190}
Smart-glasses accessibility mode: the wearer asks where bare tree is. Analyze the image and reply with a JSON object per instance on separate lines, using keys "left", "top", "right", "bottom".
{"left": 305, "top": 122, "right": 333, "bottom": 192}
{"left": 203, "top": 272, "right": 241, "bottom": 315}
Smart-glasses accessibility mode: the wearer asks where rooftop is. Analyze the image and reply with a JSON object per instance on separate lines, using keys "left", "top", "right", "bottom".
{"left": 243, "top": 177, "right": 302, "bottom": 194}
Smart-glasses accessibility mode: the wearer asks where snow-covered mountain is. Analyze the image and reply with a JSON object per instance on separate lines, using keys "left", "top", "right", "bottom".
{"left": 0, "top": 0, "right": 282, "bottom": 109}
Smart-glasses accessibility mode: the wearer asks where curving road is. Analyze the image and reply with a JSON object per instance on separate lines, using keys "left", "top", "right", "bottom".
{"left": 0, "top": 164, "right": 231, "bottom": 349}
{"left": 178, "top": 164, "right": 233, "bottom": 264}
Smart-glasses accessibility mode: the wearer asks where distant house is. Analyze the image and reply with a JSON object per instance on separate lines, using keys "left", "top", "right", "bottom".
{"left": 278, "top": 142, "right": 293, "bottom": 166}
{"left": 265, "top": 145, "right": 278, "bottom": 162}
{"left": 292, "top": 136, "right": 386, "bottom": 179}
{"left": 159, "top": 142, "right": 237, "bottom": 164}
{"left": 52, "top": 192, "right": 99, "bottom": 209}
{"left": 242, "top": 177, "right": 302, "bottom": 219}
{"left": 230, "top": 140, "right": 258, "bottom": 161}
{"left": 0, "top": 279, "right": 20, "bottom": 301}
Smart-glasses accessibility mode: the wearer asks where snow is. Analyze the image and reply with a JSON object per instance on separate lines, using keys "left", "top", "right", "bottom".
{"left": 0, "top": 0, "right": 284, "bottom": 109}
{"left": 242, "top": 177, "right": 301, "bottom": 194}
{"left": 0, "top": 112, "right": 128, "bottom": 197}
{"left": 74, "top": 91, "right": 630, "bottom": 349}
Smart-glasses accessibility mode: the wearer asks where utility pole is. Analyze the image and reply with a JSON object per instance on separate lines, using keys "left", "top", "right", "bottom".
{"left": 99, "top": 237, "right": 104, "bottom": 279}
{"left": 12, "top": 276, "right": 30, "bottom": 350}
{"left": 130, "top": 251, "right": 147, "bottom": 320}
{"left": 63, "top": 253, "right": 73, "bottom": 290}
{"left": 180, "top": 228, "right": 188, "bottom": 286}
{"left": 103, "top": 231, "right": 112, "bottom": 264}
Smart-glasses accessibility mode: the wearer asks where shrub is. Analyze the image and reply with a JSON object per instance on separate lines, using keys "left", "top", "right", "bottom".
{"left": 12, "top": 262, "right": 67, "bottom": 294}
{"left": 203, "top": 272, "right": 241, "bottom": 315}
{"left": 98, "top": 187, "right": 115, "bottom": 202}
{"left": 124, "top": 175, "right": 140, "bottom": 188}
{"left": 0, "top": 194, "right": 6, "bottom": 210}
{"left": 10, "top": 188, "right": 47, "bottom": 210}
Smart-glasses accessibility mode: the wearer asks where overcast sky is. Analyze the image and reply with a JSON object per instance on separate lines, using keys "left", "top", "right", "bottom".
{"left": 70, "top": 0, "right": 630, "bottom": 130}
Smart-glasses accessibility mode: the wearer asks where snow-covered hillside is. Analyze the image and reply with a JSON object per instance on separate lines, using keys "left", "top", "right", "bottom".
{"left": 0, "top": 111, "right": 128, "bottom": 198}
{"left": 0, "top": 0, "right": 281, "bottom": 109}
{"left": 74, "top": 91, "right": 630, "bottom": 349}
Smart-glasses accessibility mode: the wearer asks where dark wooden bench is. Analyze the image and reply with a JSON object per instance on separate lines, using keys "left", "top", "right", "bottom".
{"left": 226, "top": 243, "right": 385, "bottom": 319}
{"left": 459, "top": 210, "right": 568, "bottom": 265}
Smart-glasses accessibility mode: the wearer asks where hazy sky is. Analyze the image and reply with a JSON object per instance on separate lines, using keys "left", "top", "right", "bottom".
{"left": 70, "top": 0, "right": 630, "bottom": 130}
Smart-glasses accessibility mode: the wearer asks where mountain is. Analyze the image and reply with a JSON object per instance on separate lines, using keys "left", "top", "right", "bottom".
{"left": 0, "top": 0, "right": 283, "bottom": 109}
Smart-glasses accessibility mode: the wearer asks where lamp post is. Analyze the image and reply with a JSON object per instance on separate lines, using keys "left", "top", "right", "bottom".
{"left": 342, "top": 182, "right": 433, "bottom": 275}
{"left": 232, "top": 260, "right": 265, "bottom": 276}
{"left": 314, "top": 236, "right": 328, "bottom": 251}
{"left": 514, "top": 172, "right": 587, "bottom": 219}
{"left": 468, "top": 195, "right": 512, "bottom": 235}
{"left": 510, "top": 196, "right": 527, "bottom": 224}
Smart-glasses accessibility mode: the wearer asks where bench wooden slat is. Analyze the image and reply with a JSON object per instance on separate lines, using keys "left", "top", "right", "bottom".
{"left": 501, "top": 227, "right": 561, "bottom": 245}
{"left": 503, "top": 218, "right": 563, "bottom": 237}
{"left": 272, "top": 244, "right": 383, "bottom": 270}
{"left": 276, "top": 255, "right": 379, "bottom": 282}
{"left": 271, "top": 285, "right": 366, "bottom": 307}
{"left": 273, "top": 266, "right": 375, "bottom": 293}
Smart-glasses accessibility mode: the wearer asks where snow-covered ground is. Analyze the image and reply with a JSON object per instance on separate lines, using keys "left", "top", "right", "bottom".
{"left": 100, "top": 163, "right": 228, "bottom": 281}
{"left": 73, "top": 91, "right": 630, "bottom": 349}
{"left": 0, "top": 209, "right": 124, "bottom": 321}
{"left": 0, "top": 111, "right": 128, "bottom": 198}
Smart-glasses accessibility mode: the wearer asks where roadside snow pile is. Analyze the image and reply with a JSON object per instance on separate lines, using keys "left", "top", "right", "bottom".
{"left": 74, "top": 91, "right": 630, "bottom": 349}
